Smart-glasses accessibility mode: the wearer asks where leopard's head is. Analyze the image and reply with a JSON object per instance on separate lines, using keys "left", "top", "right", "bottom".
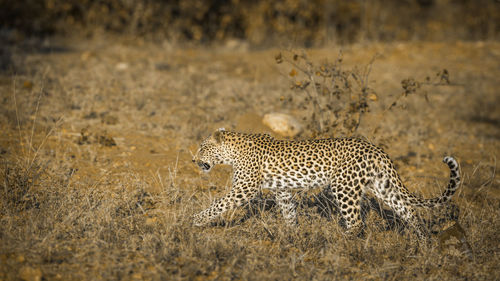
{"left": 192, "top": 128, "right": 227, "bottom": 172}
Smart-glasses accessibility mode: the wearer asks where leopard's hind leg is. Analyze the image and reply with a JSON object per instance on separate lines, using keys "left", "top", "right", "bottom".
{"left": 371, "top": 175, "right": 428, "bottom": 240}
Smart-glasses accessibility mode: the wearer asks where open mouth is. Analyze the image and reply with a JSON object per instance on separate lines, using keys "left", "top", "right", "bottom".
{"left": 197, "top": 161, "right": 211, "bottom": 171}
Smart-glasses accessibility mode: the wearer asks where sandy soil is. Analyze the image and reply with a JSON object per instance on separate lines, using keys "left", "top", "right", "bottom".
{"left": 0, "top": 38, "right": 499, "bottom": 280}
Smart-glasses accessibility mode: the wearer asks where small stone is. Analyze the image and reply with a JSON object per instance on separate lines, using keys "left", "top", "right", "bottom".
{"left": 368, "top": 93, "right": 378, "bottom": 101}
{"left": 262, "top": 113, "right": 303, "bottom": 137}
{"left": 116, "top": 62, "right": 128, "bottom": 71}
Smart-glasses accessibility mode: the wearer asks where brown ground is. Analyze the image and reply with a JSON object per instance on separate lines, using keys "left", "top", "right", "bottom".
{"left": 0, "top": 38, "right": 499, "bottom": 280}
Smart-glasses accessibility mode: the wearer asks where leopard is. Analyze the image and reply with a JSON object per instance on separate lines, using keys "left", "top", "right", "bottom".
{"left": 192, "top": 128, "right": 460, "bottom": 240}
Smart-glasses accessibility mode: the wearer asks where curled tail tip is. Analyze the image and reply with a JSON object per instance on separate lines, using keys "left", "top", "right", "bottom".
{"left": 443, "top": 156, "right": 458, "bottom": 168}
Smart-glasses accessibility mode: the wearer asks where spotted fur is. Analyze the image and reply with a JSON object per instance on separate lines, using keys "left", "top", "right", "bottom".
{"left": 192, "top": 129, "right": 460, "bottom": 239}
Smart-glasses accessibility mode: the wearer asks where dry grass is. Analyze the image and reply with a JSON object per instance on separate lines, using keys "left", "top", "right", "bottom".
{"left": 0, "top": 38, "right": 499, "bottom": 280}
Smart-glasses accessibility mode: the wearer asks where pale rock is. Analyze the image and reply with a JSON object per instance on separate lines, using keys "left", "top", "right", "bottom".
{"left": 115, "top": 62, "right": 128, "bottom": 71}
{"left": 262, "top": 113, "right": 303, "bottom": 137}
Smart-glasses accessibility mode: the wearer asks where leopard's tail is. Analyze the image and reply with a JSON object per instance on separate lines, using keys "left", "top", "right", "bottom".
{"left": 374, "top": 156, "right": 460, "bottom": 209}
{"left": 409, "top": 156, "right": 461, "bottom": 208}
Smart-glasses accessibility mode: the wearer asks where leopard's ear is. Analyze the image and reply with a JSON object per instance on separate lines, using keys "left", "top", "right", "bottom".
{"left": 213, "top": 130, "right": 223, "bottom": 143}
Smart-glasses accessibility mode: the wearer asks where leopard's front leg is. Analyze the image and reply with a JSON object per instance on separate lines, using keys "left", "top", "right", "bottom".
{"left": 193, "top": 197, "right": 227, "bottom": 226}
{"left": 276, "top": 188, "right": 297, "bottom": 225}
{"left": 194, "top": 171, "right": 260, "bottom": 226}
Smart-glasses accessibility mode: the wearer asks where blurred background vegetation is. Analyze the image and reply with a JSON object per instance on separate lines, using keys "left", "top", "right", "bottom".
{"left": 0, "top": 0, "right": 499, "bottom": 45}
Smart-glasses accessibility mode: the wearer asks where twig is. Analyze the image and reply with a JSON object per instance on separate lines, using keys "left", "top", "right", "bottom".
{"left": 12, "top": 77, "right": 24, "bottom": 156}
